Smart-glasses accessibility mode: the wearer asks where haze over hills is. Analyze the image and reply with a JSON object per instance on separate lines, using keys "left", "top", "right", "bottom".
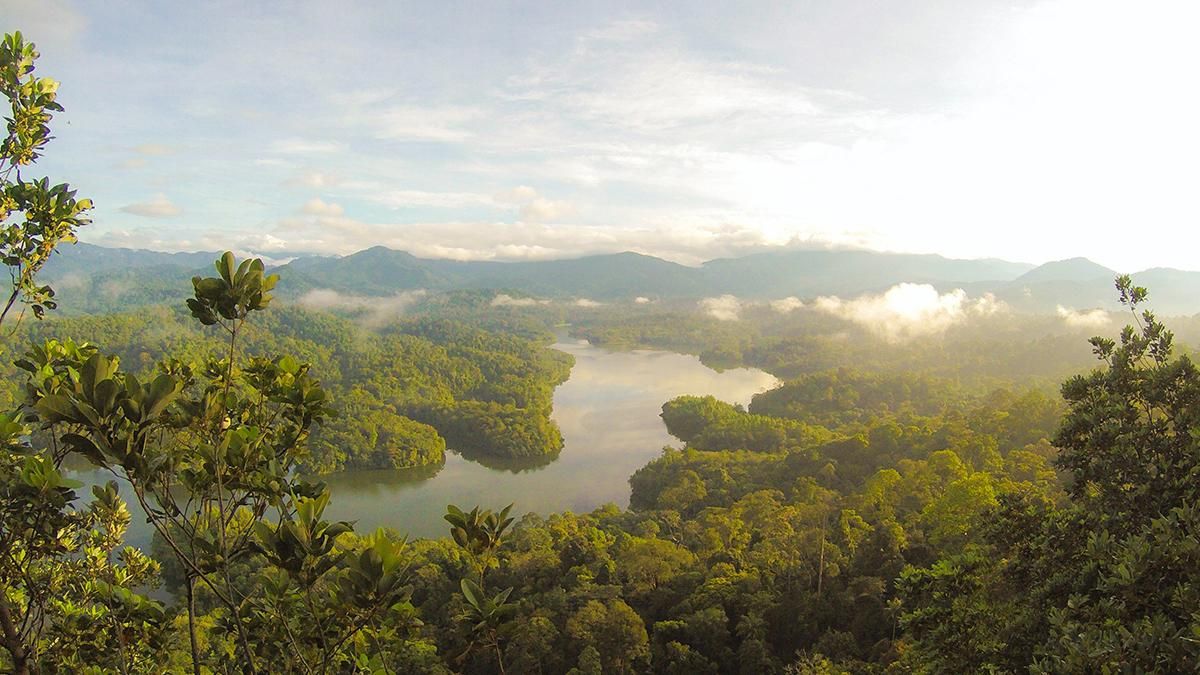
{"left": 287, "top": 246, "right": 1039, "bottom": 299}
{"left": 699, "top": 250, "right": 1034, "bottom": 297}
{"left": 41, "top": 242, "right": 1200, "bottom": 315}
{"left": 1012, "top": 257, "right": 1117, "bottom": 285}
{"left": 41, "top": 243, "right": 220, "bottom": 278}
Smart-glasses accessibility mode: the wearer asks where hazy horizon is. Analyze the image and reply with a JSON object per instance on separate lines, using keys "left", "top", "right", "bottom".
{"left": 61, "top": 239, "right": 1200, "bottom": 277}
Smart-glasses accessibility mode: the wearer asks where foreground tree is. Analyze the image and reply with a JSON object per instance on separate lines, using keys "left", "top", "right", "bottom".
{"left": 0, "top": 31, "right": 92, "bottom": 324}
{"left": 901, "top": 276, "right": 1200, "bottom": 672}
{"left": 1033, "top": 276, "right": 1200, "bottom": 671}
{"left": 27, "top": 253, "right": 419, "bottom": 673}
{"left": 445, "top": 504, "right": 517, "bottom": 673}
{"left": 0, "top": 31, "right": 164, "bottom": 675}
{"left": 0, "top": 32, "right": 478, "bottom": 673}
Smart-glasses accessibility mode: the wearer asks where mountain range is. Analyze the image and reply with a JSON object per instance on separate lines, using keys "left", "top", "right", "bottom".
{"left": 38, "top": 243, "right": 1200, "bottom": 315}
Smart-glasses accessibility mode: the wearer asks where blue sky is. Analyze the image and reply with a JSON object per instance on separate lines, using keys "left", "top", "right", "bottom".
{"left": 7, "top": 0, "right": 1200, "bottom": 270}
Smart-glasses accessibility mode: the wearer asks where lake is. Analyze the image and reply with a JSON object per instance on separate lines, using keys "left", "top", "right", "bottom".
{"left": 73, "top": 338, "right": 779, "bottom": 546}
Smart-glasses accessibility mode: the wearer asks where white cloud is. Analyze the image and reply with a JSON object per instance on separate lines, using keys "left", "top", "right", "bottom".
{"left": 700, "top": 295, "right": 742, "bottom": 321}
{"left": 120, "top": 194, "right": 181, "bottom": 218}
{"left": 634, "top": 296, "right": 652, "bottom": 304}
{"left": 297, "top": 288, "right": 427, "bottom": 327}
{"left": 492, "top": 185, "right": 577, "bottom": 224}
{"left": 574, "top": 298, "right": 602, "bottom": 308}
{"left": 287, "top": 170, "right": 339, "bottom": 188}
{"left": 479, "top": 2, "right": 1200, "bottom": 271}
{"left": 769, "top": 296, "right": 804, "bottom": 313}
{"left": 490, "top": 294, "right": 549, "bottom": 307}
{"left": 240, "top": 251, "right": 294, "bottom": 267}
{"left": 520, "top": 197, "right": 577, "bottom": 223}
{"left": 813, "top": 283, "right": 1005, "bottom": 341}
{"left": 1056, "top": 305, "right": 1110, "bottom": 329}
{"left": 37, "top": 2, "right": 1200, "bottom": 272}
{"left": 301, "top": 198, "right": 344, "bottom": 217}
{"left": 507, "top": 38, "right": 841, "bottom": 139}
{"left": 973, "top": 293, "right": 1005, "bottom": 317}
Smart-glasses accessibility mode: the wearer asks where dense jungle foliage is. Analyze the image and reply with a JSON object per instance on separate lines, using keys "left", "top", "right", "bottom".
{"left": 0, "top": 307, "right": 573, "bottom": 471}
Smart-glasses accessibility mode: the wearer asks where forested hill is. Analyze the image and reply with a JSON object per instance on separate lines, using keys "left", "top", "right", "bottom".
{"left": 0, "top": 306, "right": 574, "bottom": 472}
{"left": 44, "top": 242, "right": 1200, "bottom": 314}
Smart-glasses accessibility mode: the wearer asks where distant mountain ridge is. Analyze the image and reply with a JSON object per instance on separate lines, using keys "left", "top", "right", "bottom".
{"left": 37, "top": 242, "right": 1200, "bottom": 315}
{"left": 42, "top": 243, "right": 219, "bottom": 278}
{"left": 277, "top": 247, "right": 702, "bottom": 299}
{"left": 271, "top": 246, "right": 1042, "bottom": 300}
{"left": 700, "top": 250, "right": 1034, "bottom": 297}
{"left": 1013, "top": 257, "right": 1118, "bottom": 284}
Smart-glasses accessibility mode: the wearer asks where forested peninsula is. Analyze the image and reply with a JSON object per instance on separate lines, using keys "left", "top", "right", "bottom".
{"left": 0, "top": 307, "right": 573, "bottom": 472}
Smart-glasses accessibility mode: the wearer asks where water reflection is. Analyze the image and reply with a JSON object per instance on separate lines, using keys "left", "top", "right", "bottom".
{"left": 310, "top": 460, "right": 447, "bottom": 493}
{"left": 319, "top": 338, "right": 778, "bottom": 538}
{"left": 455, "top": 447, "right": 560, "bottom": 472}
{"left": 69, "top": 339, "right": 779, "bottom": 543}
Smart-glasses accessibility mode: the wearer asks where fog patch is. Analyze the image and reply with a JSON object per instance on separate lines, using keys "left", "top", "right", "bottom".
{"left": 299, "top": 288, "right": 427, "bottom": 327}
{"left": 769, "top": 296, "right": 804, "bottom": 313}
{"left": 1056, "top": 305, "right": 1110, "bottom": 328}
{"left": 491, "top": 294, "right": 549, "bottom": 307}
{"left": 254, "top": 253, "right": 296, "bottom": 267}
{"left": 700, "top": 295, "right": 743, "bottom": 321}
{"left": 98, "top": 278, "right": 134, "bottom": 299}
{"left": 225, "top": 249, "right": 295, "bottom": 267}
{"left": 50, "top": 273, "right": 88, "bottom": 292}
{"left": 813, "top": 283, "right": 1004, "bottom": 340}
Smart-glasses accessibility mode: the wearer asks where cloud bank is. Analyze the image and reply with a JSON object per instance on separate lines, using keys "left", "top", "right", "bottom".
{"left": 769, "top": 296, "right": 804, "bottom": 313}
{"left": 298, "top": 288, "right": 427, "bottom": 327}
{"left": 700, "top": 295, "right": 743, "bottom": 321}
{"left": 698, "top": 295, "right": 809, "bottom": 320}
{"left": 1056, "top": 305, "right": 1110, "bottom": 329}
{"left": 813, "top": 283, "right": 1003, "bottom": 341}
{"left": 491, "top": 294, "right": 549, "bottom": 307}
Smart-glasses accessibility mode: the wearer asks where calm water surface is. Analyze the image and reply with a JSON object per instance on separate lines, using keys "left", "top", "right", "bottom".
{"left": 73, "top": 339, "right": 778, "bottom": 545}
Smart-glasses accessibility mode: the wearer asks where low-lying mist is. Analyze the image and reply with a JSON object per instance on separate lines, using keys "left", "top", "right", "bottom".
{"left": 298, "top": 288, "right": 428, "bottom": 327}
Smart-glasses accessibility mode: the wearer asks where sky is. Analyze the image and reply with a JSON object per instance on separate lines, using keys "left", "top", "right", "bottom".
{"left": 6, "top": 0, "right": 1200, "bottom": 270}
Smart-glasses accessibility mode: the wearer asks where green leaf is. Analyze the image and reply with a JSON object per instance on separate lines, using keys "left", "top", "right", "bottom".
{"left": 460, "top": 578, "right": 484, "bottom": 609}
{"left": 217, "top": 251, "right": 236, "bottom": 284}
